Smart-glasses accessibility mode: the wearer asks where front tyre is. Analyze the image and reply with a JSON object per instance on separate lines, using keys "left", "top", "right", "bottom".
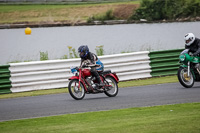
{"left": 177, "top": 67, "right": 194, "bottom": 88}
{"left": 68, "top": 79, "right": 85, "bottom": 100}
{"left": 104, "top": 76, "right": 118, "bottom": 97}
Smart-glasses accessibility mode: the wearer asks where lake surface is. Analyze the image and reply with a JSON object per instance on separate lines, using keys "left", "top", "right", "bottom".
{"left": 0, "top": 22, "right": 200, "bottom": 65}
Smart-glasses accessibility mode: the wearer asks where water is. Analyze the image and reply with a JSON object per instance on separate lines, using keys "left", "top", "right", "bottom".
{"left": 0, "top": 22, "right": 200, "bottom": 65}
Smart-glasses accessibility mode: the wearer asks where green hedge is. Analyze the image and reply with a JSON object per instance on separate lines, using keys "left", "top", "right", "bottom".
{"left": 130, "top": 0, "right": 200, "bottom": 21}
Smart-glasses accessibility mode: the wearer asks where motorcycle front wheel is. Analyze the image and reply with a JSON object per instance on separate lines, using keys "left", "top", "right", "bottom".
{"left": 68, "top": 79, "right": 85, "bottom": 100}
{"left": 104, "top": 76, "right": 118, "bottom": 97}
{"left": 177, "top": 67, "right": 194, "bottom": 88}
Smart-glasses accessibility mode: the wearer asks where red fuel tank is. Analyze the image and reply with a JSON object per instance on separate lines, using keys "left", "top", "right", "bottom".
{"left": 82, "top": 69, "right": 91, "bottom": 77}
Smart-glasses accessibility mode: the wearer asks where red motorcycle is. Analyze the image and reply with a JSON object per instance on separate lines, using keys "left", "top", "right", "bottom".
{"left": 68, "top": 66, "right": 119, "bottom": 100}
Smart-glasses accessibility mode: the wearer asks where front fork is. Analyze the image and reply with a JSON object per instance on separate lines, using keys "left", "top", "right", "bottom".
{"left": 185, "top": 62, "right": 196, "bottom": 80}
{"left": 78, "top": 70, "right": 82, "bottom": 89}
{"left": 188, "top": 62, "right": 190, "bottom": 77}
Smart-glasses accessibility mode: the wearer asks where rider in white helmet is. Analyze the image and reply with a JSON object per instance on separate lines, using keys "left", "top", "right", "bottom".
{"left": 184, "top": 33, "right": 200, "bottom": 71}
{"left": 184, "top": 33, "right": 200, "bottom": 56}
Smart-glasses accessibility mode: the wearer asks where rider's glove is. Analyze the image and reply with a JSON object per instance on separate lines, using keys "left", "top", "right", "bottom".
{"left": 75, "top": 67, "right": 79, "bottom": 71}
{"left": 193, "top": 53, "right": 198, "bottom": 56}
{"left": 82, "top": 65, "right": 87, "bottom": 68}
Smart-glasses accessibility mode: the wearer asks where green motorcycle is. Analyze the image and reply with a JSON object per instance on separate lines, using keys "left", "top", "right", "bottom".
{"left": 178, "top": 49, "right": 200, "bottom": 88}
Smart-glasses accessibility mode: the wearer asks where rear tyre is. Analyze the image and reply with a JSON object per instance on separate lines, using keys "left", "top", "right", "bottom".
{"left": 68, "top": 79, "right": 85, "bottom": 100}
{"left": 104, "top": 76, "right": 118, "bottom": 97}
{"left": 177, "top": 67, "right": 194, "bottom": 88}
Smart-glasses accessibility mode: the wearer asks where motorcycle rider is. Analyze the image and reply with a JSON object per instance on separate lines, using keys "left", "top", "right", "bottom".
{"left": 184, "top": 33, "right": 200, "bottom": 70}
{"left": 185, "top": 33, "right": 200, "bottom": 56}
{"left": 78, "top": 45, "right": 104, "bottom": 87}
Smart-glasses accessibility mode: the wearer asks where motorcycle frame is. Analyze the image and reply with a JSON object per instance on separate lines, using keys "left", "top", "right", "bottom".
{"left": 69, "top": 68, "right": 92, "bottom": 92}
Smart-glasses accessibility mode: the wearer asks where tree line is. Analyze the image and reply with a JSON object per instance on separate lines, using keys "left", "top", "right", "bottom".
{"left": 130, "top": 0, "right": 200, "bottom": 21}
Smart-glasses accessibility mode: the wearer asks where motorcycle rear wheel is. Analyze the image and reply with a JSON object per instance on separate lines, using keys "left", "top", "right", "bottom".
{"left": 104, "top": 76, "right": 118, "bottom": 97}
{"left": 177, "top": 67, "right": 194, "bottom": 88}
{"left": 68, "top": 79, "right": 85, "bottom": 100}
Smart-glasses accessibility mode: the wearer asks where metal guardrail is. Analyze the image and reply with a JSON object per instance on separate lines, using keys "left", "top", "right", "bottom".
{"left": 7, "top": 51, "right": 151, "bottom": 93}
{"left": 149, "top": 49, "right": 184, "bottom": 77}
{"left": 0, "top": 49, "right": 184, "bottom": 94}
{"left": 100, "top": 51, "right": 151, "bottom": 81}
{"left": 0, "top": 65, "right": 12, "bottom": 94}
{"left": 9, "top": 59, "right": 79, "bottom": 93}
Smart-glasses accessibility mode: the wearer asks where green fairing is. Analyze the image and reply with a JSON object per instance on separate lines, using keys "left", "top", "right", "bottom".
{"left": 180, "top": 64, "right": 187, "bottom": 68}
{"left": 180, "top": 53, "right": 200, "bottom": 79}
{"left": 192, "top": 57, "right": 200, "bottom": 63}
{"left": 179, "top": 53, "right": 200, "bottom": 64}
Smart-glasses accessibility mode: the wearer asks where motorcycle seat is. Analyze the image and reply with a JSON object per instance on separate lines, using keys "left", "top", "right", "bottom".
{"left": 99, "top": 70, "right": 111, "bottom": 75}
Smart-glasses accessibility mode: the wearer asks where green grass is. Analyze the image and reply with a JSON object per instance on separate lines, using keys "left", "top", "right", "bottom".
{"left": 0, "top": 88, "right": 67, "bottom": 99}
{"left": 0, "top": 1, "right": 140, "bottom": 24}
{"left": 0, "top": 4, "right": 92, "bottom": 13}
{"left": 0, "top": 75, "right": 178, "bottom": 99}
{"left": 118, "top": 75, "right": 178, "bottom": 88}
{"left": 0, "top": 1, "right": 140, "bottom": 13}
{"left": 0, "top": 103, "right": 200, "bottom": 133}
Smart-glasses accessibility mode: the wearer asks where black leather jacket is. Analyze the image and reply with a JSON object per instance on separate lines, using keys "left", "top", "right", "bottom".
{"left": 80, "top": 52, "right": 98, "bottom": 67}
{"left": 185, "top": 37, "right": 200, "bottom": 56}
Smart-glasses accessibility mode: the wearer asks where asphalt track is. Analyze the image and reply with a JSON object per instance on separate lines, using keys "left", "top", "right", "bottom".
{"left": 0, "top": 82, "right": 200, "bottom": 122}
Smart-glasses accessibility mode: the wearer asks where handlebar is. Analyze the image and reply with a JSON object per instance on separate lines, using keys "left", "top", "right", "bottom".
{"left": 81, "top": 64, "right": 100, "bottom": 68}
{"left": 87, "top": 64, "right": 100, "bottom": 67}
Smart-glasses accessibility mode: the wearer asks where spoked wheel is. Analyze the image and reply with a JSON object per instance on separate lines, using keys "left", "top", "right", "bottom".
{"left": 104, "top": 76, "right": 118, "bottom": 97}
{"left": 68, "top": 79, "right": 85, "bottom": 100}
{"left": 177, "top": 67, "right": 194, "bottom": 88}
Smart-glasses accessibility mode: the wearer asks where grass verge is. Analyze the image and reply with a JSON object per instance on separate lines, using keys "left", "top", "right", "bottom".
{"left": 0, "top": 1, "right": 139, "bottom": 24}
{"left": 0, "top": 103, "right": 200, "bottom": 132}
{"left": 0, "top": 75, "right": 178, "bottom": 99}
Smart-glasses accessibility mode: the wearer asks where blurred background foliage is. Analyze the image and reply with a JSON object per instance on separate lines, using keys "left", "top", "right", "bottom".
{"left": 130, "top": 0, "right": 200, "bottom": 21}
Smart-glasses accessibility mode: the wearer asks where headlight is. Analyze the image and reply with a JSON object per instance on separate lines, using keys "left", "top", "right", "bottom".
{"left": 179, "top": 55, "right": 185, "bottom": 61}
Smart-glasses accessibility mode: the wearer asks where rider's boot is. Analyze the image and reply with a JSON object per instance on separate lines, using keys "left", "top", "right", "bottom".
{"left": 96, "top": 77, "right": 104, "bottom": 87}
{"left": 91, "top": 69, "right": 104, "bottom": 88}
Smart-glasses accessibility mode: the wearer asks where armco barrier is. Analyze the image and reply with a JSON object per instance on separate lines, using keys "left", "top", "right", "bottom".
{"left": 7, "top": 51, "right": 151, "bottom": 93}
{"left": 0, "top": 49, "right": 183, "bottom": 94}
{"left": 99, "top": 51, "right": 151, "bottom": 81}
{"left": 0, "top": 65, "right": 12, "bottom": 94}
{"left": 149, "top": 49, "right": 183, "bottom": 77}
{"left": 9, "top": 59, "right": 80, "bottom": 93}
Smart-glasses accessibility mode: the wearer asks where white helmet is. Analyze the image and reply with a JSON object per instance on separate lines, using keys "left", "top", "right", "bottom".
{"left": 184, "top": 33, "right": 195, "bottom": 46}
